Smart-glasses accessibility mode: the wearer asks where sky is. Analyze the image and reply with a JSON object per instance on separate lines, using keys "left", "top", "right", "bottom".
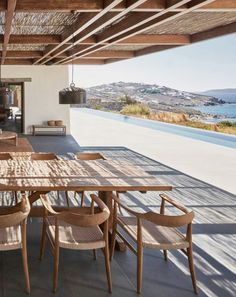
{"left": 72, "top": 33, "right": 236, "bottom": 93}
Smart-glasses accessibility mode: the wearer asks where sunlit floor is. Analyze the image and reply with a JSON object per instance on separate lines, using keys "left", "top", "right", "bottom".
{"left": 3, "top": 136, "right": 231, "bottom": 297}
{"left": 70, "top": 108, "right": 236, "bottom": 195}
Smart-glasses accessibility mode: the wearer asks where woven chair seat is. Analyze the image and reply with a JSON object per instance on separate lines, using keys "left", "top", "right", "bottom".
{"left": 48, "top": 217, "right": 105, "bottom": 250}
{"left": 118, "top": 216, "right": 189, "bottom": 250}
{"left": 0, "top": 225, "right": 22, "bottom": 251}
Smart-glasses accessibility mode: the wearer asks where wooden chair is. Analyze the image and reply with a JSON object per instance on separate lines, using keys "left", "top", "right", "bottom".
{"left": 30, "top": 153, "right": 70, "bottom": 207}
{"left": 31, "top": 153, "right": 59, "bottom": 161}
{"left": 0, "top": 194, "right": 31, "bottom": 294}
{"left": 74, "top": 152, "right": 105, "bottom": 206}
{"left": 110, "top": 193, "right": 198, "bottom": 294}
{"left": 0, "top": 153, "right": 18, "bottom": 204}
{"left": 39, "top": 194, "right": 112, "bottom": 293}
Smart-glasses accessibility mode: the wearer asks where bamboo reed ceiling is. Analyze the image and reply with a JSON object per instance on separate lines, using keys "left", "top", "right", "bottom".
{"left": 0, "top": 0, "right": 235, "bottom": 65}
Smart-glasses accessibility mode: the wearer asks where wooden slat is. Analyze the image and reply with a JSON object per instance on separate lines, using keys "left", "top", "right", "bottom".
{"left": 1, "top": 0, "right": 17, "bottom": 65}
{"left": 57, "top": 0, "right": 215, "bottom": 65}
{"left": 34, "top": 0, "right": 126, "bottom": 65}
{"left": 39, "top": 0, "right": 149, "bottom": 65}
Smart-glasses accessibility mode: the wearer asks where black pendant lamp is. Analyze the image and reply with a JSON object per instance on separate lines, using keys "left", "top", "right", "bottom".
{"left": 0, "top": 63, "right": 14, "bottom": 106}
{"left": 59, "top": 43, "right": 86, "bottom": 104}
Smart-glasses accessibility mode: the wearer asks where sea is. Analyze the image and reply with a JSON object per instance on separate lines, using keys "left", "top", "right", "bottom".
{"left": 194, "top": 103, "right": 236, "bottom": 123}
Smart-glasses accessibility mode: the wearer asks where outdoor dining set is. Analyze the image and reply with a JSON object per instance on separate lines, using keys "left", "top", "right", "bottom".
{"left": 0, "top": 151, "right": 197, "bottom": 295}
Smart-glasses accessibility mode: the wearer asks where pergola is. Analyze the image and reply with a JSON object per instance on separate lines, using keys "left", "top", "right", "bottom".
{"left": 0, "top": 0, "right": 235, "bottom": 66}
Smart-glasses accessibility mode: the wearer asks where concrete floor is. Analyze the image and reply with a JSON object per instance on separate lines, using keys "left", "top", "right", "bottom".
{"left": 2, "top": 135, "right": 234, "bottom": 297}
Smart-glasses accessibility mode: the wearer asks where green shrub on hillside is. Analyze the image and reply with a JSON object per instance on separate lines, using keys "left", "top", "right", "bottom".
{"left": 218, "top": 121, "right": 236, "bottom": 127}
{"left": 121, "top": 103, "right": 151, "bottom": 116}
{"left": 119, "top": 94, "right": 137, "bottom": 105}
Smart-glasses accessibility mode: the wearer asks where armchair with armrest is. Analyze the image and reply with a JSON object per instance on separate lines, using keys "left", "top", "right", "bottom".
{"left": 110, "top": 193, "right": 198, "bottom": 294}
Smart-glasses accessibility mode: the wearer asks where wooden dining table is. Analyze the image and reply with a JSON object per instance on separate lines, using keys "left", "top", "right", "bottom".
{"left": 0, "top": 152, "right": 172, "bottom": 222}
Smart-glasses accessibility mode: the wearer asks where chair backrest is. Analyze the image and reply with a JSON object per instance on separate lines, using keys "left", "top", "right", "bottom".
{"left": 75, "top": 152, "right": 105, "bottom": 161}
{"left": 113, "top": 193, "right": 194, "bottom": 228}
{"left": 140, "top": 211, "right": 194, "bottom": 228}
{"left": 41, "top": 194, "right": 110, "bottom": 228}
{"left": 0, "top": 153, "right": 13, "bottom": 160}
{"left": 0, "top": 194, "right": 30, "bottom": 228}
{"left": 31, "top": 153, "right": 58, "bottom": 160}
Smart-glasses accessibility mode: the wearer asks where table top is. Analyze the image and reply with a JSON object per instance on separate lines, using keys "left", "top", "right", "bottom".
{"left": 0, "top": 154, "right": 172, "bottom": 192}
{"left": 0, "top": 131, "right": 17, "bottom": 139}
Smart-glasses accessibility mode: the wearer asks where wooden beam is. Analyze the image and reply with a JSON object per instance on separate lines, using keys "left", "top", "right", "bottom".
{"left": 4, "top": 59, "right": 33, "bottom": 65}
{"left": 64, "top": 58, "right": 105, "bottom": 65}
{"left": 0, "top": 0, "right": 235, "bottom": 12}
{"left": 190, "top": 0, "right": 236, "bottom": 11}
{"left": 135, "top": 44, "right": 181, "bottom": 56}
{"left": 8, "top": 34, "right": 62, "bottom": 44}
{"left": 119, "top": 34, "right": 190, "bottom": 44}
{"left": 39, "top": 0, "right": 149, "bottom": 65}
{"left": 0, "top": 0, "right": 165, "bottom": 12}
{"left": 3, "top": 50, "right": 68, "bottom": 59}
{"left": 191, "top": 21, "right": 236, "bottom": 43}
{"left": 84, "top": 50, "right": 134, "bottom": 59}
{"left": 5, "top": 50, "right": 42, "bottom": 58}
{"left": 1, "top": 0, "right": 17, "bottom": 64}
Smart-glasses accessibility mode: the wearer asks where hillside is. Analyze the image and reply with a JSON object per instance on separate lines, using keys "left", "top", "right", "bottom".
{"left": 200, "top": 89, "right": 236, "bottom": 103}
{"left": 86, "top": 82, "right": 224, "bottom": 109}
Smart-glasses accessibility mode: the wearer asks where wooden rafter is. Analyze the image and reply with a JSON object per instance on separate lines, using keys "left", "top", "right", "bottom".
{"left": 1, "top": 0, "right": 236, "bottom": 65}
{"left": 1, "top": 0, "right": 17, "bottom": 65}
{"left": 37, "top": 0, "right": 150, "bottom": 65}
{"left": 46, "top": 0, "right": 192, "bottom": 65}
{"left": 55, "top": 0, "right": 216, "bottom": 65}
{"left": 33, "top": 0, "right": 134, "bottom": 65}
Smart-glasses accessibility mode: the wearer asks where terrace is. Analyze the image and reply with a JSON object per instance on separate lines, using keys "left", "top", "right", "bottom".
{"left": 0, "top": 1, "right": 235, "bottom": 297}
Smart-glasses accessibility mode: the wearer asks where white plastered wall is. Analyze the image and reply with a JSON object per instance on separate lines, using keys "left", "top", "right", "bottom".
{"left": 2, "top": 65, "right": 70, "bottom": 134}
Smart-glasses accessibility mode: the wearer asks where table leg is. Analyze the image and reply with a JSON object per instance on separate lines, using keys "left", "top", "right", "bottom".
{"left": 98, "top": 191, "right": 126, "bottom": 251}
{"left": 98, "top": 191, "right": 113, "bottom": 229}
{"left": 15, "top": 136, "right": 18, "bottom": 146}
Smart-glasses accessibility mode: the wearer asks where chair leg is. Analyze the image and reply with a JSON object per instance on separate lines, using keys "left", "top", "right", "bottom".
{"left": 39, "top": 221, "right": 47, "bottom": 260}
{"left": 65, "top": 191, "right": 70, "bottom": 207}
{"left": 163, "top": 250, "right": 168, "bottom": 261}
{"left": 104, "top": 246, "right": 112, "bottom": 293}
{"left": 80, "top": 191, "right": 85, "bottom": 207}
{"left": 110, "top": 230, "right": 116, "bottom": 261}
{"left": 187, "top": 247, "right": 198, "bottom": 294}
{"left": 21, "top": 228, "right": 30, "bottom": 294}
{"left": 53, "top": 243, "right": 60, "bottom": 292}
{"left": 137, "top": 241, "right": 143, "bottom": 294}
{"left": 93, "top": 249, "right": 97, "bottom": 260}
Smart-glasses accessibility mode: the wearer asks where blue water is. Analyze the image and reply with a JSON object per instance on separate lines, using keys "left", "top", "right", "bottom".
{"left": 193, "top": 104, "right": 236, "bottom": 119}
{"left": 75, "top": 108, "right": 236, "bottom": 149}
